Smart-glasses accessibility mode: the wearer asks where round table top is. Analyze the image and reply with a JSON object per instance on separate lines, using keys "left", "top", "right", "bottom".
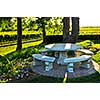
{"left": 45, "top": 43, "right": 82, "bottom": 51}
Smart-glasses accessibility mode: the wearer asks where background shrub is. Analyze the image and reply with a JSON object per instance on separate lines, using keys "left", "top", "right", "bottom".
{"left": 92, "top": 50, "right": 100, "bottom": 65}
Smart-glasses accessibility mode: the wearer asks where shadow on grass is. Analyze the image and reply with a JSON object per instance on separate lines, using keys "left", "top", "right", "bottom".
{"left": 68, "top": 72, "right": 100, "bottom": 83}
{"left": 9, "top": 72, "right": 100, "bottom": 83}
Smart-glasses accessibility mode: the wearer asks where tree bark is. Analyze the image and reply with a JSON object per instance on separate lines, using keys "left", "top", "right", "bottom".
{"left": 16, "top": 17, "right": 22, "bottom": 51}
{"left": 63, "top": 17, "right": 70, "bottom": 43}
{"left": 42, "top": 22, "right": 46, "bottom": 43}
{"left": 71, "top": 17, "right": 79, "bottom": 43}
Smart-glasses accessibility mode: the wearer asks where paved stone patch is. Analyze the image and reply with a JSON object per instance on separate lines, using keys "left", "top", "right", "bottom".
{"left": 32, "top": 60, "right": 99, "bottom": 78}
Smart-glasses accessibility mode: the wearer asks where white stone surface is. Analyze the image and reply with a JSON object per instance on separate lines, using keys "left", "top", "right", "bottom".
{"left": 32, "top": 54, "right": 55, "bottom": 62}
{"left": 64, "top": 43, "right": 72, "bottom": 49}
{"left": 64, "top": 55, "right": 91, "bottom": 63}
{"left": 77, "top": 49, "right": 94, "bottom": 55}
{"left": 45, "top": 43, "right": 82, "bottom": 65}
{"left": 45, "top": 43, "right": 82, "bottom": 51}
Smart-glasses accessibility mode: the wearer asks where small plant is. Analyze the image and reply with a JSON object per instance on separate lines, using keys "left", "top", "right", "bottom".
{"left": 98, "top": 68, "right": 100, "bottom": 74}
{"left": 63, "top": 72, "right": 68, "bottom": 83}
{"left": 0, "top": 43, "right": 45, "bottom": 82}
{"left": 77, "top": 40, "right": 94, "bottom": 49}
{"left": 92, "top": 50, "right": 100, "bottom": 65}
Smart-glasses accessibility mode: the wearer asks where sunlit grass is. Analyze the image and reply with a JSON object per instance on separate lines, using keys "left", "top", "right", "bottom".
{"left": 1, "top": 27, "right": 100, "bottom": 36}
{"left": 0, "top": 30, "right": 61, "bottom": 36}
{"left": 0, "top": 40, "right": 43, "bottom": 56}
{"left": 22, "top": 40, "right": 42, "bottom": 48}
{"left": 0, "top": 31, "right": 40, "bottom": 36}
{"left": 0, "top": 31, "right": 17, "bottom": 36}
{"left": 0, "top": 45, "right": 16, "bottom": 56}
{"left": 80, "top": 27, "right": 100, "bottom": 35}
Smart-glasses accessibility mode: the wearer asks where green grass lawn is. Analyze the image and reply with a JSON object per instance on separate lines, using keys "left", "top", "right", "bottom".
{"left": 28, "top": 72, "right": 100, "bottom": 83}
{"left": 80, "top": 27, "right": 100, "bottom": 35}
{"left": 0, "top": 45, "right": 16, "bottom": 56}
{"left": 9, "top": 72, "right": 100, "bottom": 83}
{"left": 0, "top": 40, "right": 42, "bottom": 56}
{"left": 0, "top": 31, "right": 40, "bottom": 36}
{"left": 1, "top": 27, "right": 100, "bottom": 37}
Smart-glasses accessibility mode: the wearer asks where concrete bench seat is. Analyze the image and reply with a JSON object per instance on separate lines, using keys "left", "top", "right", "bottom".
{"left": 64, "top": 55, "right": 91, "bottom": 63}
{"left": 39, "top": 49, "right": 59, "bottom": 58}
{"left": 77, "top": 49, "right": 94, "bottom": 55}
{"left": 63, "top": 55, "right": 92, "bottom": 72}
{"left": 39, "top": 49, "right": 49, "bottom": 55}
{"left": 32, "top": 54, "right": 55, "bottom": 71}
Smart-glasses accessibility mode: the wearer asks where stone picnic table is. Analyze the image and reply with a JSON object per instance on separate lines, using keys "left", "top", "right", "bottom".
{"left": 32, "top": 43, "right": 98, "bottom": 78}
{"left": 45, "top": 43, "right": 82, "bottom": 65}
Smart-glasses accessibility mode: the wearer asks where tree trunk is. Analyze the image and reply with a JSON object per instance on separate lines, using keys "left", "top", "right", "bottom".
{"left": 71, "top": 17, "right": 79, "bottom": 43}
{"left": 63, "top": 17, "right": 70, "bottom": 43}
{"left": 16, "top": 17, "right": 22, "bottom": 51}
{"left": 42, "top": 23, "right": 46, "bottom": 43}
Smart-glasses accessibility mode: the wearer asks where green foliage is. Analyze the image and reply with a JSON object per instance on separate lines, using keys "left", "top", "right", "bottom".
{"left": 0, "top": 17, "right": 63, "bottom": 36}
{"left": 92, "top": 50, "right": 100, "bottom": 65}
{"left": 92, "top": 44, "right": 100, "bottom": 50}
{"left": 46, "top": 17, "right": 63, "bottom": 35}
{"left": 77, "top": 40, "right": 100, "bottom": 53}
{"left": 0, "top": 43, "right": 44, "bottom": 82}
{"left": 0, "top": 17, "right": 17, "bottom": 31}
{"left": 35, "top": 17, "right": 63, "bottom": 35}
{"left": 1, "top": 17, "right": 100, "bottom": 36}
{"left": 77, "top": 40, "right": 94, "bottom": 49}
{"left": 0, "top": 17, "right": 37, "bottom": 31}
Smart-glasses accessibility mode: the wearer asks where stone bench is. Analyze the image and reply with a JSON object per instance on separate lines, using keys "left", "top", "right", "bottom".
{"left": 63, "top": 55, "right": 92, "bottom": 72}
{"left": 32, "top": 54, "right": 55, "bottom": 71}
{"left": 39, "top": 49, "right": 59, "bottom": 58}
{"left": 39, "top": 49, "right": 49, "bottom": 55}
{"left": 77, "top": 49, "right": 94, "bottom": 55}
